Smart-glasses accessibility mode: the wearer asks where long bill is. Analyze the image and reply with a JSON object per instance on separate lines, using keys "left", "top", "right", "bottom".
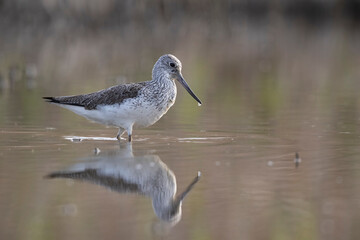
{"left": 176, "top": 74, "right": 202, "bottom": 105}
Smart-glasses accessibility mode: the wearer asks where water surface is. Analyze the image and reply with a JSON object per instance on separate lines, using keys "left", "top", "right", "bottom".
{"left": 1, "top": 25, "right": 360, "bottom": 240}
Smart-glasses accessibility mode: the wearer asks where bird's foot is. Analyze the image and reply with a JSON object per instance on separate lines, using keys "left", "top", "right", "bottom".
{"left": 116, "top": 128, "right": 125, "bottom": 141}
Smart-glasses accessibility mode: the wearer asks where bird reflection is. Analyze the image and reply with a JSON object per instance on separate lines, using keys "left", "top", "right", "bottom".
{"left": 46, "top": 143, "right": 200, "bottom": 224}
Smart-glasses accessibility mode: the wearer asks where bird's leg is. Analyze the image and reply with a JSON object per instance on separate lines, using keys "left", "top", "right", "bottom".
{"left": 127, "top": 125, "right": 133, "bottom": 142}
{"left": 116, "top": 128, "right": 125, "bottom": 141}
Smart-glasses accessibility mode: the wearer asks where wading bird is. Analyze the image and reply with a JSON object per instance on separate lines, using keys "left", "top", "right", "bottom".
{"left": 44, "top": 54, "right": 202, "bottom": 141}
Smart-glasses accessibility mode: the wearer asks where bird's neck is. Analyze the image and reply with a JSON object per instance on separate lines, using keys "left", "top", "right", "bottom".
{"left": 150, "top": 72, "right": 175, "bottom": 89}
{"left": 146, "top": 72, "right": 177, "bottom": 105}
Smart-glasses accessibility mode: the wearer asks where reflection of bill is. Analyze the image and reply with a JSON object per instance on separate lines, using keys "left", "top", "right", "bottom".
{"left": 46, "top": 144, "right": 200, "bottom": 224}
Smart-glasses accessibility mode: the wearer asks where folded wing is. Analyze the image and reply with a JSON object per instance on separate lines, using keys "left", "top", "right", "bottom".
{"left": 43, "top": 83, "right": 145, "bottom": 110}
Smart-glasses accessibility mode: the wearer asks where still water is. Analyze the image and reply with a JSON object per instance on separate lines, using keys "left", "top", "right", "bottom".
{"left": 1, "top": 91, "right": 360, "bottom": 239}
{"left": 1, "top": 27, "right": 360, "bottom": 239}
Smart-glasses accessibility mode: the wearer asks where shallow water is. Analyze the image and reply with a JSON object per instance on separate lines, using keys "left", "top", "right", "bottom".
{"left": 1, "top": 25, "right": 360, "bottom": 239}
{"left": 1, "top": 92, "right": 360, "bottom": 239}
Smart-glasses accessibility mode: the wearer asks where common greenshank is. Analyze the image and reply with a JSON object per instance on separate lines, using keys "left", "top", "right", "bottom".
{"left": 43, "top": 54, "right": 202, "bottom": 141}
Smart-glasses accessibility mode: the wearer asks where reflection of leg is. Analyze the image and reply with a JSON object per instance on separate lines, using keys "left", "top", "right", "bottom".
{"left": 117, "top": 138, "right": 133, "bottom": 153}
{"left": 117, "top": 139, "right": 133, "bottom": 157}
{"left": 126, "top": 141, "right": 133, "bottom": 152}
{"left": 116, "top": 128, "right": 125, "bottom": 141}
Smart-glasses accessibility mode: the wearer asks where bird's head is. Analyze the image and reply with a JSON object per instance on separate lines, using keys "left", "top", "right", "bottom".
{"left": 153, "top": 54, "right": 202, "bottom": 105}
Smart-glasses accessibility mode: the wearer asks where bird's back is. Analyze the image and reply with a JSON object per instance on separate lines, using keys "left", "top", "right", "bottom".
{"left": 44, "top": 82, "right": 147, "bottom": 110}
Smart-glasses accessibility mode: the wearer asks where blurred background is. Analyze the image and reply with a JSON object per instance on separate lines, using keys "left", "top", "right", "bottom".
{"left": 1, "top": 0, "right": 360, "bottom": 128}
{"left": 1, "top": 1, "right": 360, "bottom": 240}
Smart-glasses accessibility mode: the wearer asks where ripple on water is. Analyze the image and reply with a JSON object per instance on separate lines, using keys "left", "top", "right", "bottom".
{"left": 64, "top": 136, "right": 117, "bottom": 141}
{"left": 177, "top": 137, "right": 232, "bottom": 143}
{"left": 64, "top": 136, "right": 150, "bottom": 142}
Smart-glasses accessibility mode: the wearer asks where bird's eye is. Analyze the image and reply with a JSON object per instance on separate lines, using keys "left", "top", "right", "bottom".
{"left": 169, "top": 62, "right": 176, "bottom": 68}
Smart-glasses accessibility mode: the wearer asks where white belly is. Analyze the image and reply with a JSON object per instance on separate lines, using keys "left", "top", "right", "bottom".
{"left": 99, "top": 99, "right": 174, "bottom": 128}
{"left": 59, "top": 96, "right": 175, "bottom": 130}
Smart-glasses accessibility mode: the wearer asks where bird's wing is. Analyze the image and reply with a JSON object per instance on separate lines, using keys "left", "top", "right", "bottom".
{"left": 45, "top": 169, "right": 141, "bottom": 194}
{"left": 43, "top": 83, "right": 146, "bottom": 110}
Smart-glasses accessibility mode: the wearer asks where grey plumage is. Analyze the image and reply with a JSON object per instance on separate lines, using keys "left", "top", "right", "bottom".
{"left": 43, "top": 82, "right": 146, "bottom": 110}
{"left": 43, "top": 54, "right": 202, "bottom": 141}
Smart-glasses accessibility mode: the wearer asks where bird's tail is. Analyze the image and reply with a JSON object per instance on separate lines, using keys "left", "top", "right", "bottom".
{"left": 43, "top": 97, "right": 61, "bottom": 103}
{"left": 42, "top": 96, "right": 85, "bottom": 107}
